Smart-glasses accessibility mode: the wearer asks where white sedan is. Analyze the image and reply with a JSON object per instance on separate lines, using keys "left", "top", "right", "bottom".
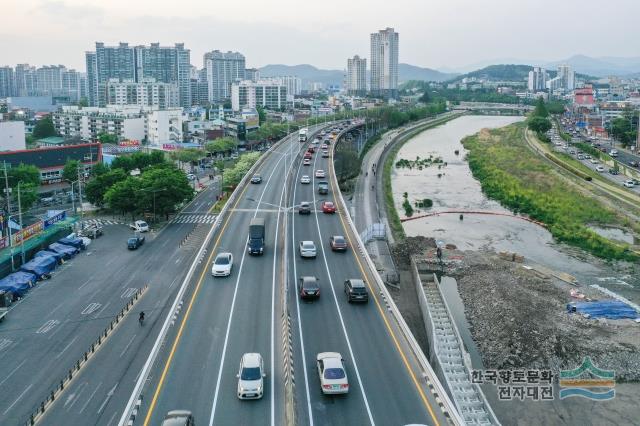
{"left": 300, "top": 175, "right": 311, "bottom": 184}
{"left": 315, "top": 170, "right": 325, "bottom": 178}
{"left": 317, "top": 352, "right": 349, "bottom": 394}
{"left": 237, "top": 353, "right": 265, "bottom": 399}
{"left": 299, "top": 241, "right": 317, "bottom": 258}
{"left": 212, "top": 252, "right": 233, "bottom": 277}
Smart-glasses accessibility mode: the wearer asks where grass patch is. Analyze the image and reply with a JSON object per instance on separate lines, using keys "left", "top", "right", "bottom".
{"left": 462, "top": 124, "right": 638, "bottom": 261}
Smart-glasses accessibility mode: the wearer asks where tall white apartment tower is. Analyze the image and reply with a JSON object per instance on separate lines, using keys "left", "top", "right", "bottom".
{"left": 204, "top": 50, "right": 246, "bottom": 103}
{"left": 370, "top": 27, "right": 399, "bottom": 98}
{"left": 557, "top": 64, "right": 575, "bottom": 91}
{"left": 347, "top": 55, "right": 367, "bottom": 96}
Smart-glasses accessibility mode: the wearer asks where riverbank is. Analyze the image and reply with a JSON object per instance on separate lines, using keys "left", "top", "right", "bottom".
{"left": 462, "top": 123, "right": 639, "bottom": 261}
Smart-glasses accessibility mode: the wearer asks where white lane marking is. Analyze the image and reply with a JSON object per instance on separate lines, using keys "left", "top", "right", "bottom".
{"left": 55, "top": 335, "right": 79, "bottom": 359}
{"left": 175, "top": 258, "right": 180, "bottom": 264}
{"left": 3, "top": 383, "right": 33, "bottom": 415}
{"left": 120, "top": 334, "right": 137, "bottom": 358}
{"left": 105, "top": 409, "right": 118, "bottom": 426}
{"left": 97, "top": 382, "right": 118, "bottom": 414}
{"left": 48, "top": 302, "right": 65, "bottom": 316}
{"left": 36, "top": 319, "right": 59, "bottom": 334}
{"left": 121, "top": 287, "right": 137, "bottom": 299}
{"left": 311, "top": 149, "right": 375, "bottom": 425}
{"left": 290, "top": 146, "right": 315, "bottom": 426}
{"left": 78, "top": 382, "right": 102, "bottom": 414}
{"left": 0, "top": 359, "right": 27, "bottom": 388}
{"left": 208, "top": 145, "right": 287, "bottom": 426}
{"left": 81, "top": 302, "right": 101, "bottom": 315}
{"left": 0, "top": 338, "right": 13, "bottom": 352}
{"left": 78, "top": 278, "right": 92, "bottom": 290}
{"left": 168, "top": 277, "right": 179, "bottom": 288}
{"left": 64, "top": 381, "right": 88, "bottom": 411}
{"left": 93, "top": 301, "right": 110, "bottom": 318}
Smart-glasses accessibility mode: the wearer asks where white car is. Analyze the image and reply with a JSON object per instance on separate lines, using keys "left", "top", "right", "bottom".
{"left": 623, "top": 180, "right": 635, "bottom": 188}
{"left": 610, "top": 150, "right": 619, "bottom": 157}
{"left": 317, "top": 352, "right": 349, "bottom": 394}
{"left": 300, "top": 175, "right": 311, "bottom": 184}
{"left": 303, "top": 158, "right": 311, "bottom": 166}
{"left": 315, "top": 170, "right": 325, "bottom": 178}
{"left": 186, "top": 173, "right": 196, "bottom": 181}
{"left": 237, "top": 353, "right": 265, "bottom": 400}
{"left": 299, "top": 241, "right": 317, "bottom": 258}
{"left": 212, "top": 252, "right": 233, "bottom": 277}
{"left": 589, "top": 158, "right": 599, "bottom": 164}
{"left": 595, "top": 165, "right": 605, "bottom": 172}
{"left": 130, "top": 220, "right": 149, "bottom": 232}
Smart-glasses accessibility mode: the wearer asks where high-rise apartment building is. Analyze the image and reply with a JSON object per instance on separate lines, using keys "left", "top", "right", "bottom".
{"left": 106, "top": 79, "right": 179, "bottom": 109}
{"left": 204, "top": 51, "right": 246, "bottom": 103}
{"left": 190, "top": 68, "right": 209, "bottom": 106}
{"left": 557, "top": 64, "right": 575, "bottom": 91}
{"left": 245, "top": 68, "right": 260, "bottom": 82}
{"left": 528, "top": 67, "right": 547, "bottom": 92}
{"left": 347, "top": 55, "right": 367, "bottom": 96}
{"left": 86, "top": 42, "right": 191, "bottom": 108}
{"left": 0, "top": 67, "right": 15, "bottom": 98}
{"left": 273, "top": 76, "right": 302, "bottom": 97}
{"left": 14, "top": 64, "right": 38, "bottom": 97}
{"left": 231, "top": 80, "right": 287, "bottom": 111}
{"left": 36, "top": 65, "right": 65, "bottom": 96}
{"left": 370, "top": 27, "right": 399, "bottom": 98}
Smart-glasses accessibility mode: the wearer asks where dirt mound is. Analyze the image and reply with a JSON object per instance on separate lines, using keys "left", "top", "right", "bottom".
{"left": 391, "top": 236, "right": 436, "bottom": 266}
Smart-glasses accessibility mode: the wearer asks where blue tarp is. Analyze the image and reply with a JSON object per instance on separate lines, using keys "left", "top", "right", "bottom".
{"left": 20, "top": 255, "right": 57, "bottom": 279}
{"left": 34, "top": 250, "right": 63, "bottom": 263}
{"left": 0, "top": 271, "right": 37, "bottom": 298}
{"left": 567, "top": 300, "right": 639, "bottom": 320}
{"left": 58, "top": 237, "right": 85, "bottom": 250}
{"left": 48, "top": 242, "right": 79, "bottom": 259}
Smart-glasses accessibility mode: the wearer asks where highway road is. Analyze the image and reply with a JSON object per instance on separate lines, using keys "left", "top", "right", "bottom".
{"left": 287, "top": 132, "right": 448, "bottom": 426}
{"left": 14, "top": 180, "right": 221, "bottom": 426}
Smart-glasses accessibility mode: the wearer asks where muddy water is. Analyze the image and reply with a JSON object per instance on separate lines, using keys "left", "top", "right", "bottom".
{"left": 393, "top": 115, "right": 640, "bottom": 303}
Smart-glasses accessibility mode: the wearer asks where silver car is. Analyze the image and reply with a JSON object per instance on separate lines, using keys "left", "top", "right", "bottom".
{"left": 237, "top": 353, "right": 265, "bottom": 399}
{"left": 299, "top": 241, "right": 317, "bottom": 258}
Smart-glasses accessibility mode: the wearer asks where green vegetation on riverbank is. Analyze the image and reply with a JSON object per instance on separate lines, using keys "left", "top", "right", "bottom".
{"left": 462, "top": 124, "right": 638, "bottom": 261}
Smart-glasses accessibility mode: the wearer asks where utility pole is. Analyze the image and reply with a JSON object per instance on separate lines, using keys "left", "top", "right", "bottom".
{"left": 77, "top": 166, "right": 84, "bottom": 226}
{"left": 3, "top": 162, "right": 10, "bottom": 238}
{"left": 17, "top": 182, "right": 24, "bottom": 265}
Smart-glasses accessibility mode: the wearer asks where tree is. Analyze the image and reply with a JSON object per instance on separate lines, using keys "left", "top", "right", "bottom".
{"left": 104, "top": 177, "right": 142, "bottom": 218}
{"left": 13, "top": 183, "right": 38, "bottom": 212}
{"left": 334, "top": 149, "right": 360, "bottom": 182}
{"left": 532, "top": 97, "right": 549, "bottom": 118}
{"left": 32, "top": 115, "right": 57, "bottom": 139}
{"left": 171, "top": 148, "right": 205, "bottom": 165}
{"left": 546, "top": 101, "right": 566, "bottom": 115}
{"left": 136, "top": 166, "right": 194, "bottom": 219}
{"left": 205, "top": 137, "right": 238, "bottom": 156}
{"left": 7, "top": 164, "right": 40, "bottom": 187}
{"left": 62, "top": 159, "right": 81, "bottom": 183}
{"left": 98, "top": 132, "right": 118, "bottom": 144}
{"left": 527, "top": 117, "right": 552, "bottom": 134}
{"left": 77, "top": 97, "right": 88, "bottom": 107}
{"left": 419, "top": 90, "right": 431, "bottom": 104}
{"left": 609, "top": 116, "right": 637, "bottom": 148}
{"left": 256, "top": 105, "right": 266, "bottom": 125}
{"left": 85, "top": 168, "right": 128, "bottom": 206}
{"left": 91, "top": 162, "right": 109, "bottom": 177}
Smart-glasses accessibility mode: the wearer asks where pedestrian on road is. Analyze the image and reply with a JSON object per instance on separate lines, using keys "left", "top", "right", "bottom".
{"left": 365, "top": 171, "right": 368, "bottom": 177}
{"left": 371, "top": 184, "right": 375, "bottom": 191}
{"left": 373, "top": 170, "right": 376, "bottom": 176}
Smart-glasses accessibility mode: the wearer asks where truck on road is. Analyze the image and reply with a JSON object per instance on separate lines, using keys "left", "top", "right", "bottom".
{"left": 0, "top": 290, "right": 11, "bottom": 322}
{"left": 299, "top": 128, "right": 308, "bottom": 142}
{"left": 248, "top": 218, "right": 265, "bottom": 255}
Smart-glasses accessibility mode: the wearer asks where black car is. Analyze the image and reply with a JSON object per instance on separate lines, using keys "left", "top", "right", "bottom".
{"left": 250, "top": 174, "right": 262, "bottom": 184}
{"left": 298, "top": 201, "right": 311, "bottom": 215}
{"left": 127, "top": 235, "right": 145, "bottom": 250}
{"left": 629, "top": 161, "right": 639, "bottom": 168}
{"left": 330, "top": 235, "right": 348, "bottom": 251}
{"left": 608, "top": 168, "right": 620, "bottom": 175}
{"left": 298, "top": 276, "right": 320, "bottom": 300}
{"left": 344, "top": 279, "right": 369, "bottom": 303}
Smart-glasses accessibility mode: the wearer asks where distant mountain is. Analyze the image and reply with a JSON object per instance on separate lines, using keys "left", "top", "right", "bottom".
{"left": 398, "top": 63, "right": 458, "bottom": 83}
{"left": 543, "top": 55, "right": 640, "bottom": 77}
{"left": 450, "top": 64, "right": 596, "bottom": 83}
{"left": 259, "top": 64, "right": 343, "bottom": 88}
{"left": 258, "top": 63, "right": 457, "bottom": 89}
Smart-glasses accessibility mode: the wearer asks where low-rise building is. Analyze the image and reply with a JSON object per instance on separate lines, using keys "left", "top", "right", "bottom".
{"left": 0, "top": 143, "right": 101, "bottom": 185}
{"left": 106, "top": 78, "right": 179, "bottom": 109}
{"left": 0, "top": 121, "right": 26, "bottom": 151}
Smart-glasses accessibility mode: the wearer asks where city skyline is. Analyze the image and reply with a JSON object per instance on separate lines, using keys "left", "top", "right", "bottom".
{"left": 3, "top": 0, "right": 640, "bottom": 71}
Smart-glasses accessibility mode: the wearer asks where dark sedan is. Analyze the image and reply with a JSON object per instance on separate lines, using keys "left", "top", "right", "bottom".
{"left": 329, "top": 235, "right": 348, "bottom": 252}
{"left": 298, "top": 276, "right": 320, "bottom": 300}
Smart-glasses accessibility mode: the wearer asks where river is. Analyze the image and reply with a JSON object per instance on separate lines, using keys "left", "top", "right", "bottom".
{"left": 392, "top": 115, "right": 640, "bottom": 303}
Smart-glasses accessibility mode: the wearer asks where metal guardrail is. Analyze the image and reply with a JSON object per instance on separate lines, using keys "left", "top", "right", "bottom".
{"left": 331, "top": 124, "right": 465, "bottom": 425}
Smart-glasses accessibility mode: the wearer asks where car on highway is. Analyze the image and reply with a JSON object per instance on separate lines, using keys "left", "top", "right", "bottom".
{"left": 299, "top": 201, "right": 311, "bottom": 215}
{"left": 344, "top": 279, "right": 369, "bottom": 303}
{"left": 629, "top": 161, "right": 639, "bottom": 168}
{"left": 161, "top": 410, "right": 195, "bottom": 426}
{"left": 596, "top": 165, "right": 605, "bottom": 172}
{"left": 298, "top": 276, "right": 320, "bottom": 300}
{"left": 186, "top": 173, "right": 196, "bottom": 181}
{"left": 307, "top": 146, "right": 315, "bottom": 153}
{"left": 299, "top": 241, "right": 317, "bottom": 258}
{"left": 304, "top": 151, "right": 312, "bottom": 160}
{"left": 609, "top": 168, "right": 620, "bottom": 175}
{"left": 315, "top": 170, "right": 325, "bottom": 178}
{"left": 329, "top": 235, "right": 348, "bottom": 251}
{"left": 127, "top": 235, "right": 145, "bottom": 250}
{"left": 322, "top": 201, "right": 336, "bottom": 214}
{"left": 300, "top": 175, "right": 311, "bottom": 184}
{"left": 212, "top": 252, "right": 234, "bottom": 277}
{"left": 609, "top": 149, "right": 619, "bottom": 157}
{"left": 130, "top": 220, "right": 149, "bottom": 232}
{"left": 623, "top": 180, "right": 635, "bottom": 188}
{"left": 250, "top": 174, "right": 262, "bottom": 184}
{"left": 237, "top": 353, "right": 265, "bottom": 400}
{"left": 321, "top": 143, "right": 328, "bottom": 150}
{"left": 589, "top": 158, "right": 599, "bottom": 164}
{"left": 322, "top": 150, "right": 329, "bottom": 158}
{"left": 303, "top": 158, "right": 311, "bottom": 166}
{"left": 317, "top": 352, "right": 349, "bottom": 394}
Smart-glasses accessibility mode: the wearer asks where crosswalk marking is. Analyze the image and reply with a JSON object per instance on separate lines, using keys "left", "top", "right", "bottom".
{"left": 80, "top": 219, "right": 123, "bottom": 227}
{"left": 170, "top": 213, "right": 217, "bottom": 224}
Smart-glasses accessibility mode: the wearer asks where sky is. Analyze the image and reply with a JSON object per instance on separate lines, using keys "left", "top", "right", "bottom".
{"left": 2, "top": 0, "right": 639, "bottom": 72}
